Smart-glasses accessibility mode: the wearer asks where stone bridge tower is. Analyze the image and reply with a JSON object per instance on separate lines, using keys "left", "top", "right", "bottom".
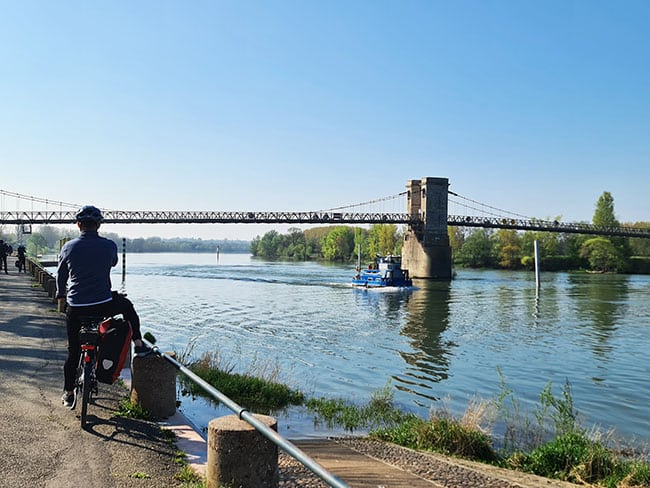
{"left": 401, "top": 177, "right": 452, "bottom": 279}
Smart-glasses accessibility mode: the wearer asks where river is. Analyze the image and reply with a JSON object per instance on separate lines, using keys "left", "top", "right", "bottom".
{"left": 108, "top": 252, "right": 649, "bottom": 448}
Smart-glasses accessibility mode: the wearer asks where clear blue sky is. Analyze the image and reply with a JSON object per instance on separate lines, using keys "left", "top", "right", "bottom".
{"left": 1, "top": 0, "right": 648, "bottom": 240}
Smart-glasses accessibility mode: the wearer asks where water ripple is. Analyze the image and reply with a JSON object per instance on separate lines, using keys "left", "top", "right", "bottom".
{"left": 116, "top": 255, "right": 650, "bottom": 446}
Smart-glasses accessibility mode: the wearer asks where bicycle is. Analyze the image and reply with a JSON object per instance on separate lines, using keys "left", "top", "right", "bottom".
{"left": 74, "top": 316, "right": 103, "bottom": 429}
{"left": 73, "top": 314, "right": 133, "bottom": 429}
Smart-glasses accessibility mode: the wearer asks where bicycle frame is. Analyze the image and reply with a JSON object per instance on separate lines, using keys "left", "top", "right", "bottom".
{"left": 76, "top": 318, "right": 102, "bottom": 429}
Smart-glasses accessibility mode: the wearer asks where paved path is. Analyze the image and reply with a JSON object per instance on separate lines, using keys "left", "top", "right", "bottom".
{"left": 0, "top": 268, "right": 579, "bottom": 488}
{"left": 0, "top": 270, "right": 182, "bottom": 487}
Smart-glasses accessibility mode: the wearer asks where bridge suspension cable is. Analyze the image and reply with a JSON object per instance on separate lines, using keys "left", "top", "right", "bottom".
{"left": 448, "top": 190, "right": 532, "bottom": 220}
{"left": 0, "top": 189, "right": 81, "bottom": 210}
{"left": 319, "top": 191, "right": 408, "bottom": 213}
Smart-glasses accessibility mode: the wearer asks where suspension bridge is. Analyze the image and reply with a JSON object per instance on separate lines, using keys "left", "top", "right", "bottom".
{"left": 0, "top": 185, "right": 648, "bottom": 239}
{"left": 1, "top": 177, "right": 649, "bottom": 279}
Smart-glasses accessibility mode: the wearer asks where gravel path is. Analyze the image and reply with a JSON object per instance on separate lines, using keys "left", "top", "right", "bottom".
{"left": 278, "top": 437, "right": 581, "bottom": 488}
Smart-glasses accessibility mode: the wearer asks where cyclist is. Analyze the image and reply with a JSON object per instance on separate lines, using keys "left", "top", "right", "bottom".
{"left": 56, "top": 205, "right": 150, "bottom": 408}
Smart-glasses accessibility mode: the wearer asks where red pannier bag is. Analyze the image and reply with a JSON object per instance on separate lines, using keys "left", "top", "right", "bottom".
{"left": 96, "top": 317, "right": 132, "bottom": 384}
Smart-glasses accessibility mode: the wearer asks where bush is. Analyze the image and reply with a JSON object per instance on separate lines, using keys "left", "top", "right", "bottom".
{"left": 373, "top": 416, "right": 498, "bottom": 462}
{"left": 518, "top": 431, "right": 617, "bottom": 483}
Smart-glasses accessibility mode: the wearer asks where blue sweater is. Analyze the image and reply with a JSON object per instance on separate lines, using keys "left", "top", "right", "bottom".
{"left": 56, "top": 231, "right": 118, "bottom": 307}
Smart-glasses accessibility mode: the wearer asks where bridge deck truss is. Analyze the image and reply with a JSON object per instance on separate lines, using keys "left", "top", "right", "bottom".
{"left": 1, "top": 210, "right": 650, "bottom": 239}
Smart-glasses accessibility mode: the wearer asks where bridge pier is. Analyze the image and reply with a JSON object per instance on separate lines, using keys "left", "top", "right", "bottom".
{"left": 402, "top": 177, "right": 453, "bottom": 280}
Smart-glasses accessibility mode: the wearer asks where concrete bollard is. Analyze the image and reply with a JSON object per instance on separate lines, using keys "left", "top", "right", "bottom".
{"left": 207, "top": 414, "right": 278, "bottom": 488}
{"left": 130, "top": 352, "right": 177, "bottom": 418}
{"left": 45, "top": 277, "right": 56, "bottom": 299}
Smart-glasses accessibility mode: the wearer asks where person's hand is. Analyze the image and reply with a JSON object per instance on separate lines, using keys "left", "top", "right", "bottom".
{"left": 57, "top": 298, "right": 66, "bottom": 313}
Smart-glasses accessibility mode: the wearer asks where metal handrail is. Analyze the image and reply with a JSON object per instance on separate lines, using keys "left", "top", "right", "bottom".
{"left": 145, "top": 341, "right": 350, "bottom": 488}
{"left": 31, "top": 257, "right": 346, "bottom": 485}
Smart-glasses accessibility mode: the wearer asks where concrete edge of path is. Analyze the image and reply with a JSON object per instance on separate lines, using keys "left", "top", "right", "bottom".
{"left": 120, "top": 368, "right": 208, "bottom": 476}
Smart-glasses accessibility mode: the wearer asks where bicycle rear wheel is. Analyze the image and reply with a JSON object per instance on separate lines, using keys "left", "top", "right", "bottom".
{"left": 80, "top": 361, "right": 93, "bottom": 429}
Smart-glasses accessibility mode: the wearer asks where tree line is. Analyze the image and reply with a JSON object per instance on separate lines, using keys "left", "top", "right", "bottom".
{"left": 250, "top": 224, "right": 405, "bottom": 263}
{"left": 0, "top": 226, "right": 250, "bottom": 257}
{"left": 250, "top": 192, "right": 650, "bottom": 274}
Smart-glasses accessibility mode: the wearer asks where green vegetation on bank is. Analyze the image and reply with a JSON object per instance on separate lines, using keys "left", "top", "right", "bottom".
{"left": 250, "top": 224, "right": 404, "bottom": 263}
{"left": 179, "top": 351, "right": 305, "bottom": 413}
{"left": 180, "top": 356, "right": 650, "bottom": 488}
{"left": 451, "top": 191, "right": 649, "bottom": 274}
{"left": 0, "top": 224, "right": 250, "bottom": 257}
{"left": 248, "top": 191, "right": 650, "bottom": 274}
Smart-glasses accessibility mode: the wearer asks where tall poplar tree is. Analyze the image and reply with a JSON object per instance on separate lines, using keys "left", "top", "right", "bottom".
{"left": 593, "top": 191, "right": 619, "bottom": 228}
{"left": 582, "top": 191, "right": 629, "bottom": 272}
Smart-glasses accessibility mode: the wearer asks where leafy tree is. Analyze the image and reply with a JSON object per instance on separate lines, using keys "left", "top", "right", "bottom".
{"left": 586, "top": 191, "right": 630, "bottom": 270}
{"left": 593, "top": 192, "right": 619, "bottom": 228}
{"left": 557, "top": 232, "right": 589, "bottom": 261}
{"left": 130, "top": 237, "right": 146, "bottom": 253}
{"left": 448, "top": 226, "right": 465, "bottom": 255}
{"left": 368, "top": 224, "right": 399, "bottom": 256}
{"left": 455, "top": 229, "right": 495, "bottom": 268}
{"left": 628, "top": 222, "right": 650, "bottom": 257}
{"left": 520, "top": 225, "right": 566, "bottom": 269}
{"left": 493, "top": 229, "right": 521, "bottom": 269}
{"left": 27, "top": 233, "right": 49, "bottom": 256}
{"left": 580, "top": 237, "right": 626, "bottom": 272}
{"left": 304, "top": 228, "right": 330, "bottom": 257}
{"left": 394, "top": 226, "right": 406, "bottom": 256}
{"left": 255, "top": 230, "right": 282, "bottom": 259}
{"left": 284, "top": 228, "right": 308, "bottom": 260}
{"left": 353, "top": 228, "right": 369, "bottom": 264}
{"left": 321, "top": 226, "right": 355, "bottom": 262}
{"left": 39, "top": 225, "right": 71, "bottom": 249}
{"left": 250, "top": 236, "right": 260, "bottom": 256}
{"left": 521, "top": 224, "right": 560, "bottom": 258}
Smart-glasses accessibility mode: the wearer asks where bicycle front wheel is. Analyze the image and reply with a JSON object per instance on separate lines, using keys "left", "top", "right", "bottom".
{"left": 80, "top": 361, "right": 93, "bottom": 429}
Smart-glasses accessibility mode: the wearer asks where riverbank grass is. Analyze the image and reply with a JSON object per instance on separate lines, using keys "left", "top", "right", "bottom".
{"left": 180, "top": 354, "right": 650, "bottom": 487}
{"left": 180, "top": 351, "right": 304, "bottom": 413}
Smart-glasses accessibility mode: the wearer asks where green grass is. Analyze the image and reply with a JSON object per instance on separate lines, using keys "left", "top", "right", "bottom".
{"left": 373, "top": 415, "right": 498, "bottom": 462}
{"left": 306, "top": 383, "right": 413, "bottom": 432}
{"left": 114, "top": 397, "right": 152, "bottom": 420}
{"left": 504, "top": 430, "right": 650, "bottom": 487}
{"left": 174, "top": 465, "right": 203, "bottom": 483}
{"left": 180, "top": 351, "right": 304, "bottom": 413}
{"left": 176, "top": 349, "right": 650, "bottom": 488}
{"left": 159, "top": 426, "right": 205, "bottom": 486}
{"left": 129, "top": 471, "right": 151, "bottom": 479}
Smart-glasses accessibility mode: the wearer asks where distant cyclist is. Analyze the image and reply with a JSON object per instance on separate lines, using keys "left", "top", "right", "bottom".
{"left": 56, "top": 205, "right": 150, "bottom": 408}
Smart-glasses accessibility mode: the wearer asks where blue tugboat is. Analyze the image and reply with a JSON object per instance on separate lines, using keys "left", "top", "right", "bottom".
{"left": 352, "top": 254, "right": 413, "bottom": 288}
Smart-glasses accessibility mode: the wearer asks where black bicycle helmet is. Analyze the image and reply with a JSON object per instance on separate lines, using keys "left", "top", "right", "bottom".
{"left": 75, "top": 205, "right": 104, "bottom": 223}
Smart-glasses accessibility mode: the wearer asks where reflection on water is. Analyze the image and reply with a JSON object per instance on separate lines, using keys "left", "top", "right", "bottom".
{"left": 397, "top": 281, "right": 453, "bottom": 402}
{"left": 115, "top": 254, "right": 650, "bottom": 447}
{"left": 569, "top": 273, "right": 629, "bottom": 358}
